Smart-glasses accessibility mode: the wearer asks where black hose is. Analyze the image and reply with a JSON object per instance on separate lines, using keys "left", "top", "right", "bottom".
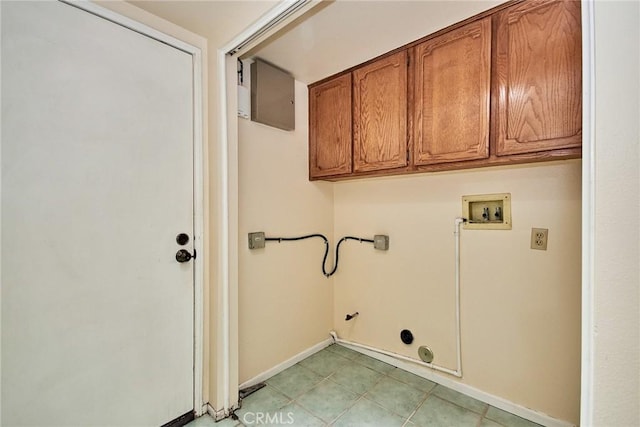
{"left": 325, "top": 236, "right": 373, "bottom": 277}
{"left": 264, "top": 234, "right": 373, "bottom": 278}
{"left": 265, "top": 234, "right": 330, "bottom": 276}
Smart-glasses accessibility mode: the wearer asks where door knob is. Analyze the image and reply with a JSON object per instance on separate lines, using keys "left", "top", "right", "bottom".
{"left": 175, "top": 249, "right": 195, "bottom": 263}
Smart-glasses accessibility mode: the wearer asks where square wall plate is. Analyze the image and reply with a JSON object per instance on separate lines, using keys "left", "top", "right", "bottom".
{"left": 462, "top": 193, "right": 511, "bottom": 230}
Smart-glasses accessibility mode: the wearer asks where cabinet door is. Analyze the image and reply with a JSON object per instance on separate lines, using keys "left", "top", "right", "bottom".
{"left": 495, "top": 0, "right": 582, "bottom": 156}
{"left": 353, "top": 50, "right": 408, "bottom": 172}
{"left": 414, "top": 17, "right": 491, "bottom": 165}
{"left": 309, "top": 73, "right": 352, "bottom": 178}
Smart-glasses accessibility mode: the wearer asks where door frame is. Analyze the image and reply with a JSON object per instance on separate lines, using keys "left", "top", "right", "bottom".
{"left": 579, "top": 0, "right": 595, "bottom": 424}
{"left": 58, "top": 0, "right": 207, "bottom": 416}
{"left": 215, "top": 0, "right": 322, "bottom": 414}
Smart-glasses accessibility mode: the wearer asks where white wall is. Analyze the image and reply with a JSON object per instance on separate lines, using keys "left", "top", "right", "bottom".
{"left": 238, "top": 80, "right": 334, "bottom": 383}
{"left": 333, "top": 161, "right": 582, "bottom": 424}
{"left": 591, "top": 1, "right": 640, "bottom": 426}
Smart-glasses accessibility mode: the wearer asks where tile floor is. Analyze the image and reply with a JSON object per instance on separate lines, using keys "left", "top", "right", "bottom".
{"left": 188, "top": 344, "right": 542, "bottom": 427}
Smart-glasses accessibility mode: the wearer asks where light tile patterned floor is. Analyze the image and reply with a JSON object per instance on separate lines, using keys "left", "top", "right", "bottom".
{"left": 188, "top": 344, "right": 542, "bottom": 427}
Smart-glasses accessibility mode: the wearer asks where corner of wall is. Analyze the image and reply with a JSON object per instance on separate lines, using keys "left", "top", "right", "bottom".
{"left": 236, "top": 78, "right": 335, "bottom": 384}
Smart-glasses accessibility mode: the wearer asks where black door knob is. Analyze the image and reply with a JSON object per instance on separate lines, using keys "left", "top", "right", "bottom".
{"left": 175, "top": 249, "right": 193, "bottom": 263}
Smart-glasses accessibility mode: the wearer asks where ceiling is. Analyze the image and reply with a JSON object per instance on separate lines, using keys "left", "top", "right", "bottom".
{"left": 129, "top": 0, "right": 506, "bottom": 85}
{"left": 247, "top": 0, "right": 506, "bottom": 84}
{"left": 129, "top": 1, "right": 279, "bottom": 46}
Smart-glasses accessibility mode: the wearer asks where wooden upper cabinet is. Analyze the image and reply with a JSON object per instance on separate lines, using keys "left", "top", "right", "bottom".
{"left": 309, "top": 73, "right": 352, "bottom": 178}
{"left": 413, "top": 17, "right": 491, "bottom": 165}
{"left": 307, "top": 0, "right": 583, "bottom": 181}
{"left": 494, "top": 0, "right": 582, "bottom": 156}
{"left": 353, "top": 50, "right": 408, "bottom": 173}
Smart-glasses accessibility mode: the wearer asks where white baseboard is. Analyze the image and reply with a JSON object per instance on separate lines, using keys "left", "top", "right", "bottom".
{"left": 238, "top": 338, "right": 334, "bottom": 390}
{"left": 197, "top": 403, "right": 207, "bottom": 417}
{"left": 206, "top": 403, "right": 227, "bottom": 421}
{"left": 337, "top": 342, "right": 575, "bottom": 427}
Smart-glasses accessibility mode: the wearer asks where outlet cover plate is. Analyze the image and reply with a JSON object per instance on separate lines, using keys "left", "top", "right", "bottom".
{"left": 248, "top": 232, "right": 265, "bottom": 249}
{"left": 373, "top": 235, "right": 389, "bottom": 250}
{"left": 530, "top": 228, "right": 548, "bottom": 250}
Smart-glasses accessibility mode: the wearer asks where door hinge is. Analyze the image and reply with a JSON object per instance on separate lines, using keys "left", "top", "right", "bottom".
{"left": 406, "top": 149, "right": 410, "bottom": 163}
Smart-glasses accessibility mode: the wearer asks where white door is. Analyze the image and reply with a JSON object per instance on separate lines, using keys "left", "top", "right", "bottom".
{"left": 1, "top": 2, "right": 195, "bottom": 425}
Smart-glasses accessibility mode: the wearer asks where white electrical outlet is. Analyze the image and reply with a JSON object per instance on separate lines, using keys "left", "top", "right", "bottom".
{"left": 531, "top": 228, "right": 548, "bottom": 250}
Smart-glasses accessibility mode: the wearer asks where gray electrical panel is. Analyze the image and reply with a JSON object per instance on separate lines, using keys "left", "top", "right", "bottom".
{"left": 251, "top": 58, "right": 295, "bottom": 131}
